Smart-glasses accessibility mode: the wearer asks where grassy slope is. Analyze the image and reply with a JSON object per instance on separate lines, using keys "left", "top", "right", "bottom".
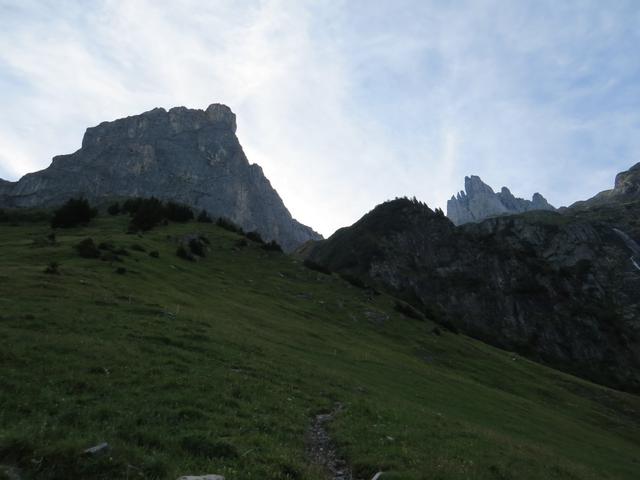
{"left": 0, "top": 216, "right": 638, "bottom": 480}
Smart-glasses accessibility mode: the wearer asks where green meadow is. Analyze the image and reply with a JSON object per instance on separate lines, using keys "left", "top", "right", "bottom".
{"left": 0, "top": 215, "right": 638, "bottom": 479}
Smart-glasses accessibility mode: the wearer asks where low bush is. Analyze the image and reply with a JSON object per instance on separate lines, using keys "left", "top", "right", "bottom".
{"left": 216, "top": 217, "right": 243, "bottom": 234}
{"left": 188, "top": 238, "right": 206, "bottom": 257}
{"left": 245, "top": 231, "right": 265, "bottom": 244}
{"left": 51, "top": 198, "right": 97, "bottom": 228}
{"left": 130, "top": 243, "right": 146, "bottom": 252}
{"left": 197, "top": 210, "right": 213, "bottom": 223}
{"left": 75, "top": 238, "right": 100, "bottom": 258}
{"left": 107, "top": 202, "right": 121, "bottom": 215}
{"left": 164, "top": 201, "right": 194, "bottom": 222}
{"left": 176, "top": 245, "right": 193, "bottom": 261}
{"left": 261, "top": 240, "right": 283, "bottom": 253}
{"left": 43, "top": 261, "right": 60, "bottom": 275}
{"left": 128, "top": 197, "right": 166, "bottom": 232}
{"left": 149, "top": 250, "right": 160, "bottom": 258}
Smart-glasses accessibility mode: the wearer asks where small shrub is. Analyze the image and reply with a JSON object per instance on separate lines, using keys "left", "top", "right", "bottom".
{"left": 176, "top": 245, "right": 193, "bottom": 261}
{"left": 51, "top": 198, "right": 97, "bottom": 228}
{"left": 128, "top": 197, "right": 165, "bottom": 231}
{"left": 75, "top": 238, "right": 100, "bottom": 258}
{"left": 121, "top": 198, "right": 144, "bottom": 215}
{"left": 245, "top": 231, "right": 265, "bottom": 244}
{"left": 261, "top": 240, "right": 283, "bottom": 252}
{"left": 164, "top": 201, "right": 194, "bottom": 222}
{"left": 43, "top": 261, "right": 60, "bottom": 275}
{"left": 216, "top": 217, "right": 243, "bottom": 234}
{"left": 107, "top": 202, "right": 121, "bottom": 215}
{"left": 115, "top": 267, "right": 127, "bottom": 275}
{"left": 303, "top": 259, "right": 331, "bottom": 275}
{"left": 149, "top": 250, "right": 160, "bottom": 258}
{"left": 130, "top": 243, "right": 146, "bottom": 252}
{"left": 188, "top": 238, "right": 206, "bottom": 257}
{"left": 197, "top": 210, "right": 213, "bottom": 223}
{"left": 0, "top": 209, "right": 7, "bottom": 222}
{"left": 235, "top": 238, "right": 248, "bottom": 248}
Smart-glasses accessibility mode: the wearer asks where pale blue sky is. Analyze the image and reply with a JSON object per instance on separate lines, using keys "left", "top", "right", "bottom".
{"left": 1, "top": 0, "right": 639, "bottom": 235}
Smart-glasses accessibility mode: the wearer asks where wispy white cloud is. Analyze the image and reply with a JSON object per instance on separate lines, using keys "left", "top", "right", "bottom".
{"left": 1, "top": 0, "right": 639, "bottom": 235}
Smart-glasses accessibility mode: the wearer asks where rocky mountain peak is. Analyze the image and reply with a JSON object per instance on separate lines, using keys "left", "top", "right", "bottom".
{"left": 447, "top": 175, "right": 555, "bottom": 225}
{"left": 0, "top": 103, "right": 321, "bottom": 251}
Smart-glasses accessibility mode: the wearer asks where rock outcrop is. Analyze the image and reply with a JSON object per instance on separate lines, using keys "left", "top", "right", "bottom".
{"left": 570, "top": 162, "right": 640, "bottom": 210}
{"left": 447, "top": 175, "right": 555, "bottom": 225}
{"left": 0, "top": 104, "right": 321, "bottom": 251}
{"left": 304, "top": 197, "right": 640, "bottom": 393}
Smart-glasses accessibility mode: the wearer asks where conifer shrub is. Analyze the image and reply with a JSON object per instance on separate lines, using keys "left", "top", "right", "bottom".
{"left": 197, "top": 210, "right": 213, "bottom": 223}
{"left": 75, "top": 238, "right": 100, "bottom": 258}
{"left": 188, "top": 238, "right": 206, "bottom": 257}
{"left": 245, "top": 231, "right": 264, "bottom": 244}
{"left": 176, "top": 245, "right": 193, "bottom": 261}
{"left": 51, "top": 198, "right": 97, "bottom": 228}
{"left": 43, "top": 261, "right": 60, "bottom": 275}
{"left": 128, "top": 197, "right": 165, "bottom": 232}
{"left": 216, "top": 217, "right": 243, "bottom": 234}
{"left": 107, "top": 202, "right": 121, "bottom": 215}
{"left": 164, "top": 201, "right": 194, "bottom": 222}
{"left": 261, "top": 240, "right": 283, "bottom": 253}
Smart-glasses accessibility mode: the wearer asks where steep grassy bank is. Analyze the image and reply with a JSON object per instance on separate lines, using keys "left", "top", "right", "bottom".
{"left": 0, "top": 215, "right": 638, "bottom": 479}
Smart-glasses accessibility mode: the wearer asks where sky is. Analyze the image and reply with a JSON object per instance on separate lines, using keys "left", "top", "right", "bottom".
{"left": 1, "top": 0, "right": 639, "bottom": 236}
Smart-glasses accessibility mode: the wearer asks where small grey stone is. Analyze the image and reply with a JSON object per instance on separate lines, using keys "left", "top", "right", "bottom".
{"left": 83, "top": 442, "right": 110, "bottom": 456}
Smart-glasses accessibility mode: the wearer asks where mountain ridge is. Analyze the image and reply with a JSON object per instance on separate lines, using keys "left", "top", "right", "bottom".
{"left": 447, "top": 175, "right": 555, "bottom": 225}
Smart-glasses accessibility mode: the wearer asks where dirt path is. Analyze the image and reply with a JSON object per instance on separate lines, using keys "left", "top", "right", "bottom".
{"left": 306, "top": 403, "right": 352, "bottom": 480}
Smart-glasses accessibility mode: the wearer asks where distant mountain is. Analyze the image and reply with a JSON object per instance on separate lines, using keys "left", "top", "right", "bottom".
{"left": 304, "top": 195, "right": 640, "bottom": 393}
{"left": 0, "top": 104, "right": 321, "bottom": 251}
{"left": 569, "top": 162, "right": 640, "bottom": 210}
{"left": 447, "top": 175, "right": 555, "bottom": 225}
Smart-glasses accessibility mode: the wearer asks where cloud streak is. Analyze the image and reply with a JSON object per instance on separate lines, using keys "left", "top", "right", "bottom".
{"left": 1, "top": 0, "right": 639, "bottom": 235}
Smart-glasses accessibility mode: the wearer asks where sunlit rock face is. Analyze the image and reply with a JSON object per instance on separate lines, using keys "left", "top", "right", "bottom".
{"left": 0, "top": 104, "right": 321, "bottom": 251}
{"left": 446, "top": 175, "right": 555, "bottom": 225}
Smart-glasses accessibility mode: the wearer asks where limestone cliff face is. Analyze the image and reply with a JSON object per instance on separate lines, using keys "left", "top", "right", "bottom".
{"left": 447, "top": 175, "right": 555, "bottom": 225}
{"left": 305, "top": 197, "right": 640, "bottom": 393}
{"left": 0, "top": 104, "right": 321, "bottom": 251}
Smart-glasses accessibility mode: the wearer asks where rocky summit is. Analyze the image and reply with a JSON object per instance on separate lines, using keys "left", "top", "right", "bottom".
{"left": 447, "top": 175, "right": 555, "bottom": 225}
{"left": 0, "top": 104, "right": 321, "bottom": 251}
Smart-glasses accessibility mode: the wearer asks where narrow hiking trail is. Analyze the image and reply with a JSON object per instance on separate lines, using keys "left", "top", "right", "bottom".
{"left": 306, "top": 403, "right": 352, "bottom": 480}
